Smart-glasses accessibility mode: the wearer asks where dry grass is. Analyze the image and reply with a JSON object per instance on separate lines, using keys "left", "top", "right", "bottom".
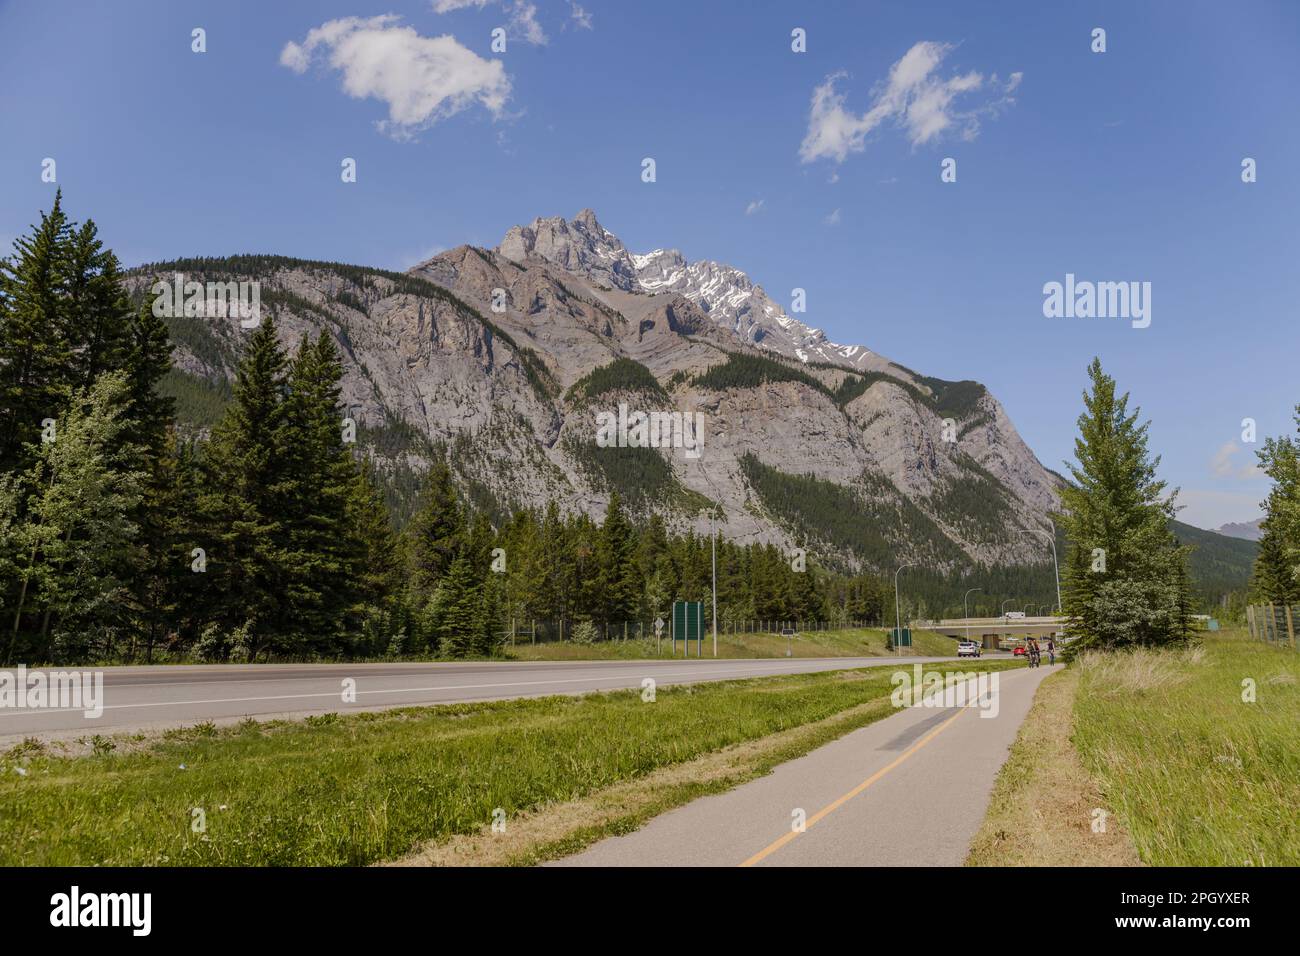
{"left": 965, "top": 665, "right": 1143, "bottom": 867}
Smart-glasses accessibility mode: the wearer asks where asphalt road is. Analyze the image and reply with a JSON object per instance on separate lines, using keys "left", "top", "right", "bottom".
{"left": 0, "top": 654, "right": 977, "bottom": 741}
{"left": 555, "top": 663, "right": 1059, "bottom": 866}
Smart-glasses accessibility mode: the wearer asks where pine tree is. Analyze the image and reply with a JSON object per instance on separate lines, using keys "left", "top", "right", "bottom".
{"left": 0, "top": 191, "right": 73, "bottom": 473}
{"left": 1056, "top": 358, "right": 1191, "bottom": 652}
{"left": 430, "top": 555, "right": 482, "bottom": 657}
{"left": 594, "top": 491, "right": 639, "bottom": 624}
{"left": 63, "top": 219, "right": 133, "bottom": 391}
{"left": 275, "top": 332, "right": 358, "bottom": 652}
{"left": 193, "top": 315, "right": 291, "bottom": 658}
{"left": 407, "top": 459, "right": 464, "bottom": 594}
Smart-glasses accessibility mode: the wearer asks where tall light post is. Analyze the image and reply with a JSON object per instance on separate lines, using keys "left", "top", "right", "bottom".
{"left": 964, "top": 587, "right": 983, "bottom": 644}
{"left": 711, "top": 514, "right": 718, "bottom": 658}
{"left": 1020, "top": 525, "right": 1062, "bottom": 616}
{"left": 894, "top": 563, "right": 917, "bottom": 656}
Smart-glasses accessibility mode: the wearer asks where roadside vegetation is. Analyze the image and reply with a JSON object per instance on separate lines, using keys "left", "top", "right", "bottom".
{"left": 0, "top": 660, "right": 1013, "bottom": 866}
{"left": 1072, "top": 631, "right": 1299, "bottom": 865}
{"left": 504, "top": 626, "right": 960, "bottom": 660}
{"left": 969, "top": 630, "right": 1298, "bottom": 866}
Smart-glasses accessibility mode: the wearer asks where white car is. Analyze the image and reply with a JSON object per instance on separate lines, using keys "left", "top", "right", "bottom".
{"left": 957, "top": 640, "right": 981, "bottom": 658}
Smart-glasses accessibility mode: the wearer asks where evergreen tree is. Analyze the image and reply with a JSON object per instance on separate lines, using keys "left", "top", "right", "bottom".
{"left": 63, "top": 219, "right": 133, "bottom": 391}
{"left": 594, "top": 491, "right": 639, "bottom": 624}
{"left": 5, "top": 373, "right": 144, "bottom": 663}
{"left": 407, "top": 459, "right": 464, "bottom": 594}
{"left": 1253, "top": 405, "right": 1300, "bottom": 602}
{"left": 1056, "top": 358, "right": 1191, "bottom": 652}
{"left": 430, "top": 555, "right": 482, "bottom": 657}
{"left": 0, "top": 191, "right": 73, "bottom": 473}
{"left": 193, "top": 315, "right": 291, "bottom": 658}
{"left": 275, "top": 332, "right": 358, "bottom": 651}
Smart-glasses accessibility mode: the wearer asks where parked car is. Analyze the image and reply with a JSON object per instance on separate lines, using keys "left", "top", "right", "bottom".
{"left": 957, "top": 640, "right": 981, "bottom": 658}
{"left": 1012, "top": 646, "right": 1026, "bottom": 656}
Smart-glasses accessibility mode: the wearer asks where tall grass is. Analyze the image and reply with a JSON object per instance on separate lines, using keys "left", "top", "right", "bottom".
{"left": 1072, "top": 632, "right": 1299, "bottom": 865}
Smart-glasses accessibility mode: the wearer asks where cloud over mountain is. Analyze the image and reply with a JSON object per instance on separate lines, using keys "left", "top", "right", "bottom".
{"left": 280, "top": 15, "right": 511, "bottom": 139}
{"left": 800, "top": 41, "right": 1022, "bottom": 163}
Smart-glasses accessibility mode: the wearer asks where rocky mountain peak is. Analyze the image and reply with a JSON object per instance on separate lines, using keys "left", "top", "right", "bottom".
{"left": 496, "top": 210, "right": 881, "bottom": 370}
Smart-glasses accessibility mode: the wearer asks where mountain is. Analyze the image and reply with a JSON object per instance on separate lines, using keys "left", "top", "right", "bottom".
{"left": 1215, "top": 518, "right": 1264, "bottom": 542}
{"left": 137, "top": 210, "right": 1070, "bottom": 577}
{"left": 499, "top": 209, "right": 889, "bottom": 370}
{"left": 1171, "top": 520, "right": 1259, "bottom": 599}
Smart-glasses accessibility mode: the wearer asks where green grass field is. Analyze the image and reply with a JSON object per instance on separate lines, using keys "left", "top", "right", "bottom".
{"left": 0, "top": 659, "right": 1008, "bottom": 866}
{"left": 1072, "top": 630, "right": 1299, "bottom": 865}
{"left": 503, "top": 626, "right": 960, "bottom": 661}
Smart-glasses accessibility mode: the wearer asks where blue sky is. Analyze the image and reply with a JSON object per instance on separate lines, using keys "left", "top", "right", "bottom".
{"left": 2, "top": 0, "right": 1298, "bottom": 529}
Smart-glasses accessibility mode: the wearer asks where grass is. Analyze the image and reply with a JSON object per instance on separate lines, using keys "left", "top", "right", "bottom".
{"left": 1071, "top": 630, "right": 1299, "bottom": 866}
{"left": 0, "top": 660, "right": 1011, "bottom": 867}
{"left": 503, "top": 626, "right": 960, "bottom": 661}
{"left": 965, "top": 666, "right": 1143, "bottom": 867}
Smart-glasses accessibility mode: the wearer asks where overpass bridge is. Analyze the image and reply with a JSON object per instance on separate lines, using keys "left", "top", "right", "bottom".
{"left": 925, "top": 616, "right": 1067, "bottom": 648}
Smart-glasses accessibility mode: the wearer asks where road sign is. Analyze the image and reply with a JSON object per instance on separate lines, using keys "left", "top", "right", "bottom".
{"left": 888, "top": 627, "right": 912, "bottom": 649}
{"left": 672, "top": 601, "right": 704, "bottom": 656}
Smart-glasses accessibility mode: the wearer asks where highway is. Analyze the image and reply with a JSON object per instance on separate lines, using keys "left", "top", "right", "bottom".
{"left": 556, "top": 663, "right": 1058, "bottom": 866}
{"left": 0, "top": 654, "right": 979, "bottom": 742}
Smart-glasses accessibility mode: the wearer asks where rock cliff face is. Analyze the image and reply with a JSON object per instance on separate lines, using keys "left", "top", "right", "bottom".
{"left": 144, "top": 209, "right": 1064, "bottom": 572}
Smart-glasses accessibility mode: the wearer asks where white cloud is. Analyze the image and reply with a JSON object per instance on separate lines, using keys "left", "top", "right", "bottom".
{"left": 569, "top": 2, "right": 593, "bottom": 30}
{"left": 799, "top": 41, "right": 1021, "bottom": 164}
{"left": 824, "top": 208, "right": 841, "bottom": 226}
{"left": 433, "top": 0, "right": 548, "bottom": 45}
{"left": 1211, "top": 440, "right": 1262, "bottom": 480}
{"left": 510, "top": 2, "right": 547, "bottom": 45}
{"left": 745, "top": 199, "right": 765, "bottom": 215}
{"left": 280, "top": 15, "right": 511, "bottom": 140}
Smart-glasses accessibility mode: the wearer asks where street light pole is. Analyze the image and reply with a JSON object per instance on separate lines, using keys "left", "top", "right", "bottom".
{"left": 894, "top": 563, "right": 917, "bottom": 656}
{"left": 964, "top": 587, "right": 982, "bottom": 644}
{"left": 1020, "top": 525, "right": 1062, "bottom": 614}
{"left": 711, "top": 514, "right": 718, "bottom": 658}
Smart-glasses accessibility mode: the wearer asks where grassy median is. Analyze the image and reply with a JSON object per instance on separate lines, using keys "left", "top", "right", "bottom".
{"left": 0, "top": 659, "right": 1011, "bottom": 866}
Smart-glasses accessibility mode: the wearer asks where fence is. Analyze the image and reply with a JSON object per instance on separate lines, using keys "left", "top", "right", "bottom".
{"left": 497, "top": 619, "right": 880, "bottom": 646}
{"left": 1246, "top": 605, "right": 1299, "bottom": 648}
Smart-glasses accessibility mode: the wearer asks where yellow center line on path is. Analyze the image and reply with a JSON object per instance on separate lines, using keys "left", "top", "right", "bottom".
{"left": 739, "top": 669, "right": 1022, "bottom": 867}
